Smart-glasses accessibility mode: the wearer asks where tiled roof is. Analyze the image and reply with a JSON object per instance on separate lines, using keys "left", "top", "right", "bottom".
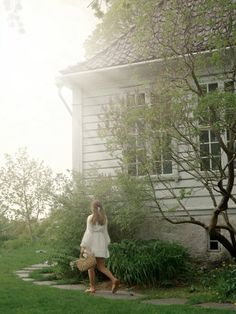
{"left": 61, "top": 27, "right": 158, "bottom": 74}
{"left": 61, "top": 1, "right": 235, "bottom": 74}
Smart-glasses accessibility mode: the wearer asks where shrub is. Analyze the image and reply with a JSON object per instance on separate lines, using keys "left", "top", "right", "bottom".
{"left": 202, "top": 262, "right": 236, "bottom": 302}
{"left": 44, "top": 171, "right": 151, "bottom": 278}
{"left": 2, "top": 236, "right": 31, "bottom": 250}
{"left": 107, "top": 239, "right": 192, "bottom": 287}
{"left": 48, "top": 248, "right": 84, "bottom": 282}
{"left": 88, "top": 173, "right": 151, "bottom": 241}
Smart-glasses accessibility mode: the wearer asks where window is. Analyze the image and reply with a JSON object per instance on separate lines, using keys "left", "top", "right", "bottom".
{"left": 126, "top": 119, "right": 147, "bottom": 176}
{"left": 200, "top": 130, "right": 221, "bottom": 171}
{"left": 224, "top": 81, "right": 235, "bottom": 93}
{"left": 225, "top": 81, "right": 236, "bottom": 169}
{"left": 226, "top": 130, "right": 236, "bottom": 169}
{"left": 208, "top": 229, "right": 221, "bottom": 251}
{"left": 124, "top": 93, "right": 146, "bottom": 176}
{"left": 124, "top": 92, "right": 173, "bottom": 176}
{"left": 199, "top": 82, "right": 221, "bottom": 171}
{"left": 151, "top": 134, "right": 173, "bottom": 175}
{"left": 199, "top": 82, "right": 218, "bottom": 125}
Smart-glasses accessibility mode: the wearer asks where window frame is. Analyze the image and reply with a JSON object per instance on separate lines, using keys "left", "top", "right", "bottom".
{"left": 198, "top": 80, "right": 236, "bottom": 172}
{"left": 122, "top": 89, "right": 176, "bottom": 178}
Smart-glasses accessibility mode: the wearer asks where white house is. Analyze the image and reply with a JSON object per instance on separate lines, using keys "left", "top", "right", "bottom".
{"left": 57, "top": 2, "right": 236, "bottom": 262}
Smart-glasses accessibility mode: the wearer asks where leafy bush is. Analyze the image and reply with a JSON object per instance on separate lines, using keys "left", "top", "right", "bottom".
{"left": 2, "top": 236, "right": 31, "bottom": 250}
{"left": 43, "top": 172, "right": 90, "bottom": 278}
{"left": 48, "top": 248, "right": 84, "bottom": 281}
{"left": 107, "top": 239, "right": 193, "bottom": 287}
{"left": 201, "top": 262, "right": 236, "bottom": 302}
{"left": 44, "top": 171, "right": 151, "bottom": 278}
{"left": 88, "top": 173, "right": 151, "bottom": 241}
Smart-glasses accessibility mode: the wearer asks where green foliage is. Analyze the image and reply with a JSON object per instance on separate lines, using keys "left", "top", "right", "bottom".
{"left": 201, "top": 262, "right": 236, "bottom": 302}
{"left": 48, "top": 247, "right": 83, "bottom": 281}
{"left": 107, "top": 239, "right": 193, "bottom": 287}
{"left": 2, "top": 236, "right": 31, "bottom": 250}
{"left": 196, "top": 91, "right": 236, "bottom": 131}
{"left": 43, "top": 172, "right": 90, "bottom": 277}
{"left": 86, "top": 0, "right": 236, "bottom": 272}
{"left": 44, "top": 171, "right": 150, "bottom": 277}
{"left": 0, "top": 147, "right": 55, "bottom": 241}
{"left": 1, "top": 245, "right": 218, "bottom": 314}
{"left": 0, "top": 214, "right": 10, "bottom": 243}
{"left": 88, "top": 173, "right": 151, "bottom": 240}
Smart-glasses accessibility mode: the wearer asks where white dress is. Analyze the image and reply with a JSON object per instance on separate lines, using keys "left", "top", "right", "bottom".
{"left": 80, "top": 214, "right": 111, "bottom": 258}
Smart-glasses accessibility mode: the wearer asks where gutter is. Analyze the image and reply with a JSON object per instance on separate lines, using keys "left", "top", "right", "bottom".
{"left": 60, "top": 46, "right": 234, "bottom": 78}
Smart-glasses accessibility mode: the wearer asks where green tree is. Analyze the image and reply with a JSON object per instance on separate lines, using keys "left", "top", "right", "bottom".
{"left": 97, "top": 1, "right": 236, "bottom": 257}
{"left": 0, "top": 147, "right": 55, "bottom": 241}
{"left": 0, "top": 213, "right": 10, "bottom": 242}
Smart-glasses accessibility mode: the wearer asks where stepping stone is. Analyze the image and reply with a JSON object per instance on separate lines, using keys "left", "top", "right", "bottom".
{"left": 29, "top": 264, "right": 48, "bottom": 269}
{"left": 15, "top": 272, "right": 30, "bottom": 278}
{"left": 194, "top": 302, "right": 236, "bottom": 311}
{"left": 33, "top": 281, "right": 58, "bottom": 286}
{"left": 143, "top": 298, "right": 188, "bottom": 305}
{"left": 22, "top": 267, "right": 44, "bottom": 271}
{"left": 52, "top": 284, "right": 86, "bottom": 291}
{"left": 15, "top": 270, "right": 30, "bottom": 274}
{"left": 41, "top": 273, "right": 54, "bottom": 277}
{"left": 22, "top": 278, "right": 34, "bottom": 282}
{"left": 93, "top": 290, "right": 145, "bottom": 300}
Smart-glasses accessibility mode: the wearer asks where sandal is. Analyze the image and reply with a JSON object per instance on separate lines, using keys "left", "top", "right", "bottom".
{"left": 111, "top": 279, "right": 120, "bottom": 294}
{"left": 85, "top": 288, "right": 96, "bottom": 293}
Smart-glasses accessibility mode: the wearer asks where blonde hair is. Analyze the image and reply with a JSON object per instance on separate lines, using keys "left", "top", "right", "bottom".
{"left": 91, "top": 200, "right": 106, "bottom": 225}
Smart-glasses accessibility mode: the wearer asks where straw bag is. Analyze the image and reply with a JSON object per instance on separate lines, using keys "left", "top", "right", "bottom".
{"left": 76, "top": 252, "right": 96, "bottom": 272}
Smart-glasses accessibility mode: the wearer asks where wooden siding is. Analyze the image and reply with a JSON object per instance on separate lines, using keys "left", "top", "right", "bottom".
{"left": 72, "top": 78, "right": 236, "bottom": 216}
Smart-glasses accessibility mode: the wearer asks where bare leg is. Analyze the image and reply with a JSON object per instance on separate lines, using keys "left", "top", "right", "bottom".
{"left": 87, "top": 266, "right": 96, "bottom": 292}
{"left": 96, "top": 257, "right": 119, "bottom": 293}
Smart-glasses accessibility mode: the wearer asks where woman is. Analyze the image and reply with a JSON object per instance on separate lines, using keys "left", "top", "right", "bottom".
{"left": 80, "top": 200, "right": 119, "bottom": 294}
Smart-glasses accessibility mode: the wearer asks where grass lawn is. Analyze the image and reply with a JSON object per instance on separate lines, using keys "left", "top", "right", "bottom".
{"left": 0, "top": 244, "right": 235, "bottom": 314}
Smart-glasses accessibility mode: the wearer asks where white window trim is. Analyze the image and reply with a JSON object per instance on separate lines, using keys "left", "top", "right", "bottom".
{"left": 198, "top": 79, "right": 236, "bottom": 173}
{"left": 121, "top": 88, "right": 178, "bottom": 179}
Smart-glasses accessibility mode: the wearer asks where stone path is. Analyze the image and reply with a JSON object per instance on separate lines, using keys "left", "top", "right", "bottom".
{"left": 15, "top": 263, "right": 145, "bottom": 300}
{"left": 15, "top": 264, "right": 236, "bottom": 311}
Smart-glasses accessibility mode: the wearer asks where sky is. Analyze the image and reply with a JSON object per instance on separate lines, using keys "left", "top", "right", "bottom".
{"left": 0, "top": 0, "right": 97, "bottom": 173}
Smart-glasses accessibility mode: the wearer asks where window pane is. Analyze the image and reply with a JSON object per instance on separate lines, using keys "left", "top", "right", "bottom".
{"left": 224, "top": 81, "right": 234, "bottom": 93}
{"left": 201, "top": 158, "right": 210, "bottom": 170}
{"left": 128, "top": 163, "right": 136, "bottom": 176}
{"left": 211, "top": 143, "right": 221, "bottom": 156}
{"left": 208, "top": 83, "right": 218, "bottom": 92}
{"left": 150, "top": 93, "right": 158, "bottom": 105}
{"left": 153, "top": 161, "right": 162, "bottom": 175}
{"left": 137, "top": 149, "right": 146, "bottom": 163}
{"left": 137, "top": 93, "right": 145, "bottom": 106}
{"left": 210, "top": 131, "right": 218, "bottom": 142}
{"left": 127, "top": 94, "right": 135, "bottom": 107}
{"left": 212, "top": 157, "right": 221, "bottom": 170}
{"left": 137, "top": 163, "right": 146, "bottom": 176}
{"left": 163, "top": 161, "right": 172, "bottom": 174}
{"left": 210, "top": 241, "right": 219, "bottom": 250}
{"left": 200, "top": 130, "right": 209, "bottom": 143}
{"left": 200, "top": 144, "right": 210, "bottom": 157}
